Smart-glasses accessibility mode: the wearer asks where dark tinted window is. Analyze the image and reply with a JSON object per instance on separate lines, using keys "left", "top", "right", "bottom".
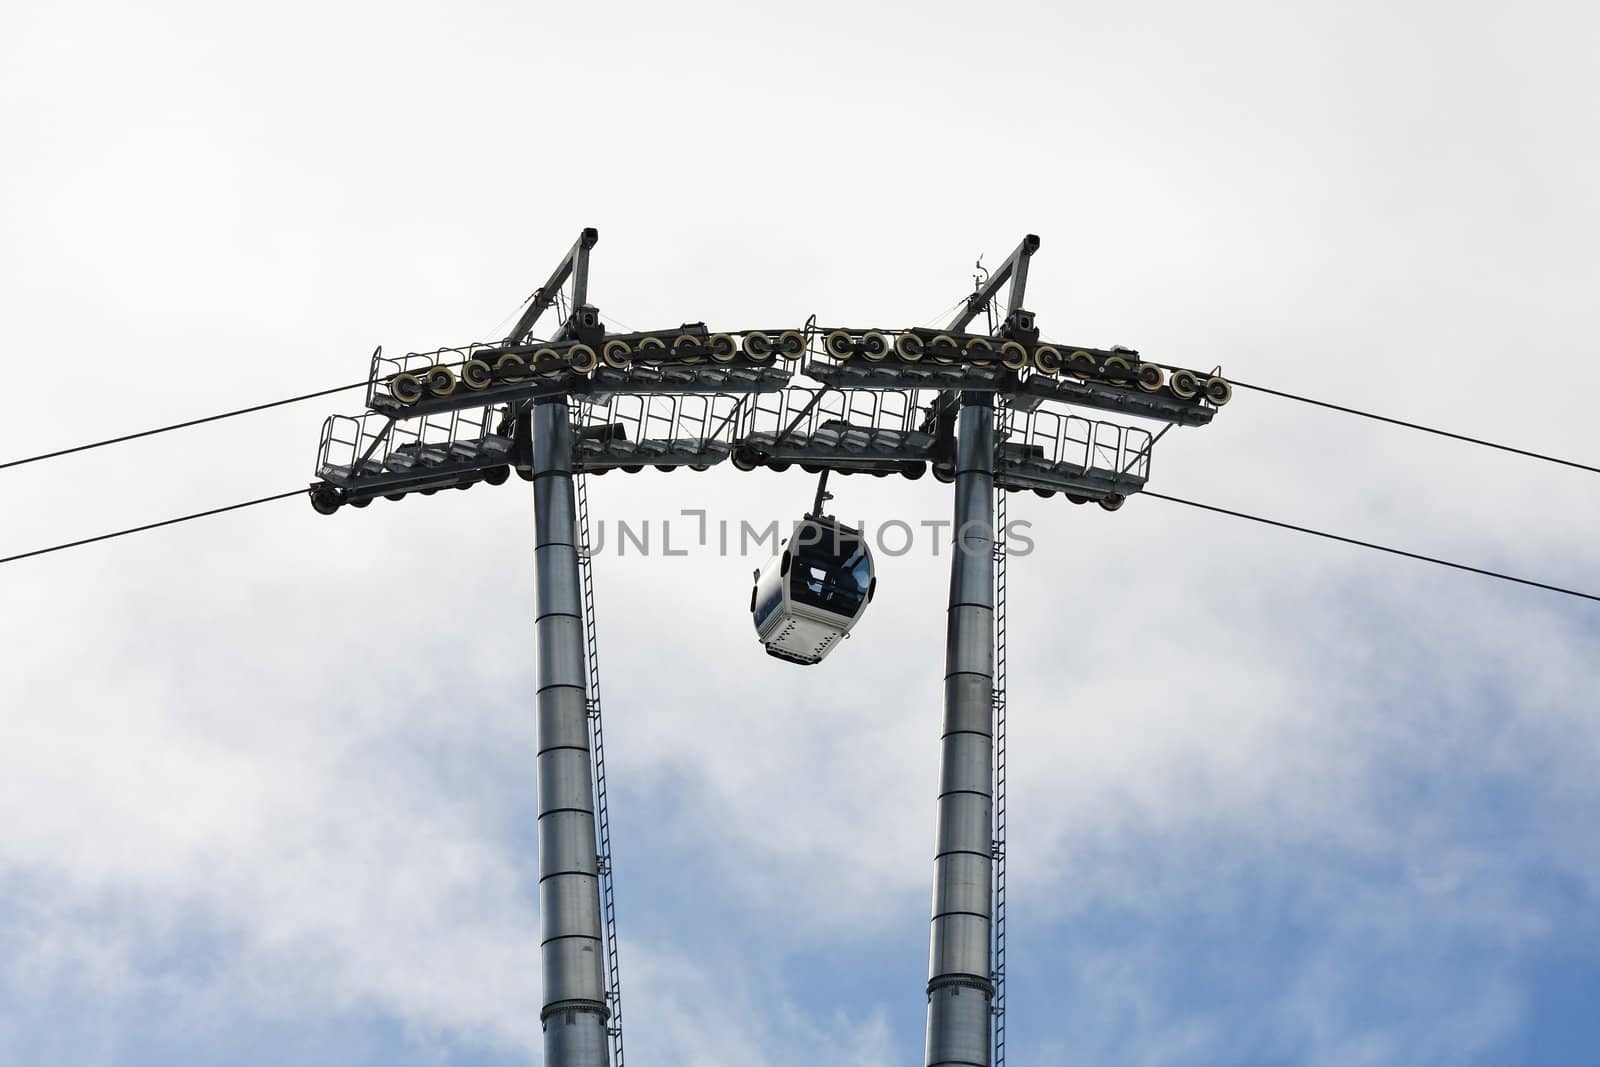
{"left": 789, "top": 526, "right": 871, "bottom": 617}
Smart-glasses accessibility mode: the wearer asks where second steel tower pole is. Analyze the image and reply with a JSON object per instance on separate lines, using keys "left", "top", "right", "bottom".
{"left": 532, "top": 396, "right": 612, "bottom": 1066}
{"left": 924, "top": 393, "right": 997, "bottom": 1067}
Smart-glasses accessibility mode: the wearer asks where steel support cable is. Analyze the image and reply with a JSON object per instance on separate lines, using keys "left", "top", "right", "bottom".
{"left": 920, "top": 295, "right": 972, "bottom": 328}
{"left": 1142, "top": 491, "right": 1600, "bottom": 604}
{"left": 0, "top": 383, "right": 367, "bottom": 470}
{"left": 5, "top": 356, "right": 1596, "bottom": 490}
{"left": 0, "top": 284, "right": 1580, "bottom": 476}
{"left": 4, "top": 482, "right": 1598, "bottom": 608}
{"left": 1230, "top": 380, "right": 1600, "bottom": 476}
{"left": 483, "top": 288, "right": 538, "bottom": 343}
{"left": 0, "top": 330, "right": 821, "bottom": 472}
{"left": 597, "top": 310, "right": 638, "bottom": 334}
{"left": 1033, "top": 331, "right": 1598, "bottom": 478}
{"left": 0, "top": 489, "right": 306, "bottom": 565}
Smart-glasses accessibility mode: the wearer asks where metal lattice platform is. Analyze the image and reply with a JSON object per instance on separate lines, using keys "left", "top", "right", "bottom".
{"left": 740, "top": 388, "right": 935, "bottom": 474}
{"left": 315, "top": 380, "right": 1158, "bottom": 507}
{"left": 316, "top": 405, "right": 514, "bottom": 502}
{"left": 573, "top": 393, "right": 743, "bottom": 473}
{"left": 587, "top": 361, "right": 793, "bottom": 398}
{"left": 996, "top": 406, "right": 1151, "bottom": 500}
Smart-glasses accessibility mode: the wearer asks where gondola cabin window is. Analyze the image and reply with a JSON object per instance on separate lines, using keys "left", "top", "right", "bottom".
{"left": 789, "top": 533, "right": 871, "bottom": 616}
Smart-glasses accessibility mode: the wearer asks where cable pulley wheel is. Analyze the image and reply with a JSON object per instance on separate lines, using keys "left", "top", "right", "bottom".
{"left": 1205, "top": 376, "right": 1233, "bottom": 406}
{"left": 673, "top": 334, "right": 703, "bottom": 364}
{"left": 532, "top": 347, "right": 563, "bottom": 378}
{"left": 637, "top": 336, "right": 667, "bottom": 366}
{"left": 1102, "top": 355, "right": 1134, "bottom": 382}
{"left": 826, "top": 330, "right": 855, "bottom": 359}
{"left": 461, "top": 359, "right": 493, "bottom": 390}
{"left": 495, "top": 353, "right": 530, "bottom": 382}
{"left": 426, "top": 365, "right": 458, "bottom": 396}
{"left": 390, "top": 372, "right": 424, "bottom": 404}
{"left": 1136, "top": 363, "right": 1165, "bottom": 392}
{"left": 602, "top": 340, "right": 633, "bottom": 369}
{"left": 1170, "top": 368, "right": 1200, "bottom": 399}
{"left": 740, "top": 333, "right": 773, "bottom": 361}
{"left": 310, "top": 486, "right": 343, "bottom": 515}
{"left": 777, "top": 330, "right": 806, "bottom": 360}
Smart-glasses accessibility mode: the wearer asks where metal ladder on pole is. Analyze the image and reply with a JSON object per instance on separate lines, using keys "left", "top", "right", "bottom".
{"left": 991, "top": 397, "right": 1010, "bottom": 1067}
{"left": 574, "top": 454, "right": 625, "bottom": 1067}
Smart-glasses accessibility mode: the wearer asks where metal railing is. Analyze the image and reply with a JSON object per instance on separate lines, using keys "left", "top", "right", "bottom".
{"left": 315, "top": 404, "right": 508, "bottom": 482}
{"left": 1007, "top": 408, "right": 1154, "bottom": 482}
{"left": 577, "top": 392, "right": 744, "bottom": 463}
{"left": 745, "top": 386, "right": 926, "bottom": 444}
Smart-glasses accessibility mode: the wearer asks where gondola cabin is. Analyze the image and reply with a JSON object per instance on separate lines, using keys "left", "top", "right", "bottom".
{"left": 751, "top": 516, "right": 876, "bottom": 665}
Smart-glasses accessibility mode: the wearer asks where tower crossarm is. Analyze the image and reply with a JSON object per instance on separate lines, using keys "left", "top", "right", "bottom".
{"left": 312, "top": 383, "right": 1158, "bottom": 513}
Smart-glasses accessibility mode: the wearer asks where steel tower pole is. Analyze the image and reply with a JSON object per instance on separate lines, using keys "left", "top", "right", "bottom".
{"left": 532, "top": 395, "right": 612, "bottom": 1066}
{"left": 924, "top": 393, "right": 996, "bottom": 1067}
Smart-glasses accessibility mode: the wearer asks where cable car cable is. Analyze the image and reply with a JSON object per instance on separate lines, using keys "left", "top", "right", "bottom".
{"left": 1230, "top": 379, "right": 1600, "bottom": 476}
{"left": 1041, "top": 329, "right": 1598, "bottom": 477}
{"left": 3, "top": 474, "right": 1594, "bottom": 613}
{"left": 1142, "top": 490, "right": 1600, "bottom": 605}
{"left": 483, "top": 288, "right": 538, "bottom": 342}
{"left": 2, "top": 359, "right": 1594, "bottom": 484}
{"left": 0, "top": 382, "right": 367, "bottom": 471}
{"left": 0, "top": 488, "right": 307, "bottom": 565}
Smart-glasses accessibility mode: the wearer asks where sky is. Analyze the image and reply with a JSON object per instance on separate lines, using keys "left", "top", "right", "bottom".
{"left": 2, "top": 1, "right": 1599, "bottom": 1065}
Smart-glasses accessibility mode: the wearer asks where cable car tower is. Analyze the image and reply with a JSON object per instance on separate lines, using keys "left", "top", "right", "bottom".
{"left": 307, "top": 229, "right": 1230, "bottom": 1066}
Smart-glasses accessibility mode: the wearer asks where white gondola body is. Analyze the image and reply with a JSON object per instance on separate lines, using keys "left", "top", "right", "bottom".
{"left": 751, "top": 517, "right": 875, "bottom": 666}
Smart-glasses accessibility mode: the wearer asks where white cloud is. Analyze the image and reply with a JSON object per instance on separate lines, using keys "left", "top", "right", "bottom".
{"left": 2, "top": 0, "right": 1599, "bottom": 1062}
